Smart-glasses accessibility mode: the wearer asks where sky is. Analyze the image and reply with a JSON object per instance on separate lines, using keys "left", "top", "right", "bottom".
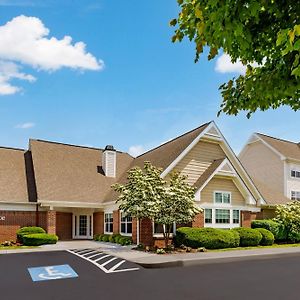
{"left": 0, "top": 0, "right": 299, "bottom": 157}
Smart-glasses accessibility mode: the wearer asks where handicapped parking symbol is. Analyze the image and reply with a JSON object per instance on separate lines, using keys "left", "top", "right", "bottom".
{"left": 28, "top": 264, "right": 78, "bottom": 282}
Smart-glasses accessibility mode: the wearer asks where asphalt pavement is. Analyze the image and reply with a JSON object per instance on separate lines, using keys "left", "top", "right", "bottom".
{"left": 1, "top": 250, "right": 300, "bottom": 300}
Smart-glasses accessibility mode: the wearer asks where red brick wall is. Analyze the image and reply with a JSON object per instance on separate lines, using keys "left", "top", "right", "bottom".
{"left": 132, "top": 218, "right": 137, "bottom": 244}
{"left": 241, "top": 211, "right": 258, "bottom": 227}
{"left": 192, "top": 212, "right": 204, "bottom": 228}
{"left": 46, "top": 211, "right": 56, "bottom": 234}
{"left": 93, "top": 212, "right": 104, "bottom": 236}
{"left": 140, "top": 218, "right": 153, "bottom": 246}
{"left": 56, "top": 212, "right": 72, "bottom": 240}
{"left": 0, "top": 210, "right": 37, "bottom": 242}
{"left": 113, "top": 210, "right": 120, "bottom": 234}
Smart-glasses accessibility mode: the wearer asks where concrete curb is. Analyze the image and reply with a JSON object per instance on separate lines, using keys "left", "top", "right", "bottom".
{"left": 136, "top": 251, "right": 300, "bottom": 269}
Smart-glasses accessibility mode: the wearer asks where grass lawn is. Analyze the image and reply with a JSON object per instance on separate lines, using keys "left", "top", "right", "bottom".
{"left": 210, "top": 243, "right": 300, "bottom": 252}
{"left": 0, "top": 246, "right": 37, "bottom": 250}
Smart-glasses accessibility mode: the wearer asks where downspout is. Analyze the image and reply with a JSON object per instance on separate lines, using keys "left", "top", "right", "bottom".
{"left": 137, "top": 218, "right": 140, "bottom": 245}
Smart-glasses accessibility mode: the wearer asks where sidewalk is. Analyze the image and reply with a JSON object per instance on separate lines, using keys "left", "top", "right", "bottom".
{"left": 2, "top": 241, "right": 300, "bottom": 268}
{"left": 101, "top": 245, "right": 300, "bottom": 268}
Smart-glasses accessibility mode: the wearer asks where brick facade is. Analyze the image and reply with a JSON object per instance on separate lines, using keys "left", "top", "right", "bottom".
{"left": 93, "top": 211, "right": 104, "bottom": 236}
{"left": 46, "top": 210, "right": 56, "bottom": 234}
{"left": 139, "top": 218, "right": 153, "bottom": 246}
{"left": 132, "top": 218, "right": 137, "bottom": 244}
{"left": 0, "top": 210, "right": 48, "bottom": 242}
{"left": 192, "top": 212, "right": 204, "bottom": 228}
{"left": 241, "top": 211, "right": 258, "bottom": 227}
{"left": 113, "top": 210, "right": 120, "bottom": 234}
{"left": 56, "top": 212, "right": 72, "bottom": 240}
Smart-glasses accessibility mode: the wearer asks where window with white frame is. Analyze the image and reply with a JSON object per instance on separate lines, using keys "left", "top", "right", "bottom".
{"left": 215, "top": 209, "right": 230, "bottom": 224}
{"left": 291, "top": 191, "right": 300, "bottom": 201}
{"left": 104, "top": 213, "right": 113, "bottom": 233}
{"left": 214, "top": 192, "right": 231, "bottom": 204}
{"left": 233, "top": 210, "right": 240, "bottom": 224}
{"left": 120, "top": 212, "right": 132, "bottom": 234}
{"left": 291, "top": 170, "right": 300, "bottom": 178}
{"left": 204, "top": 208, "right": 212, "bottom": 224}
{"left": 153, "top": 223, "right": 175, "bottom": 234}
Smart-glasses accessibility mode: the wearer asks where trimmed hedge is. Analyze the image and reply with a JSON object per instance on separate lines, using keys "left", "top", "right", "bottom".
{"left": 17, "top": 226, "right": 46, "bottom": 242}
{"left": 93, "top": 233, "right": 132, "bottom": 245}
{"left": 251, "top": 220, "right": 287, "bottom": 241}
{"left": 233, "top": 228, "right": 262, "bottom": 246}
{"left": 255, "top": 228, "right": 274, "bottom": 246}
{"left": 175, "top": 227, "right": 240, "bottom": 249}
{"left": 22, "top": 233, "right": 58, "bottom": 246}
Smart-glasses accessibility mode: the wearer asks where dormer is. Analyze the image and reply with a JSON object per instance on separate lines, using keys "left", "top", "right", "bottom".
{"left": 102, "top": 145, "right": 116, "bottom": 178}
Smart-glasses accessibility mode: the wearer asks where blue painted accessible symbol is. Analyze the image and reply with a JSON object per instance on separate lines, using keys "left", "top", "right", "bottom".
{"left": 28, "top": 264, "right": 78, "bottom": 282}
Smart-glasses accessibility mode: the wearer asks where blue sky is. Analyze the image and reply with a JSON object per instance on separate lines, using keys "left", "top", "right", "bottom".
{"left": 0, "top": 0, "right": 299, "bottom": 156}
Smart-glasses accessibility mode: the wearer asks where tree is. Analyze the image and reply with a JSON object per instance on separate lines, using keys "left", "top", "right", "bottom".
{"left": 274, "top": 201, "right": 300, "bottom": 242}
{"left": 170, "top": 0, "right": 300, "bottom": 117}
{"left": 155, "top": 172, "right": 201, "bottom": 248}
{"left": 112, "top": 162, "right": 201, "bottom": 248}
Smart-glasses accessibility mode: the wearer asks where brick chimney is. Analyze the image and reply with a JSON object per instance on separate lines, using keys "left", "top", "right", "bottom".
{"left": 102, "top": 145, "right": 116, "bottom": 177}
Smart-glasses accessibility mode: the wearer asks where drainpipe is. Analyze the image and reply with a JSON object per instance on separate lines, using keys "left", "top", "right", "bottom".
{"left": 35, "top": 203, "right": 39, "bottom": 226}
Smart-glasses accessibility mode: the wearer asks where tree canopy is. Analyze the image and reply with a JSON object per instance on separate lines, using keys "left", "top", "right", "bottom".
{"left": 171, "top": 0, "right": 300, "bottom": 117}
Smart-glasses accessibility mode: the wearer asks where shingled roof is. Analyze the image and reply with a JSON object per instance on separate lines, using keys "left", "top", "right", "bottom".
{"left": 257, "top": 133, "right": 300, "bottom": 161}
{"left": 30, "top": 139, "right": 133, "bottom": 204}
{"left": 0, "top": 147, "right": 29, "bottom": 203}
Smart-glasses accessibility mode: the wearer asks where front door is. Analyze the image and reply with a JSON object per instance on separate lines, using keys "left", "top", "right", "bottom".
{"left": 73, "top": 214, "right": 93, "bottom": 239}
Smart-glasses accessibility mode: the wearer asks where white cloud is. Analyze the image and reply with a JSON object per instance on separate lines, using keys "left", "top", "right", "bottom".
{"left": 15, "top": 122, "right": 35, "bottom": 129}
{"left": 0, "top": 61, "right": 36, "bottom": 95}
{"left": 128, "top": 145, "right": 145, "bottom": 157}
{"left": 0, "top": 15, "right": 103, "bottom": 95}
{"left": 215, "top": 53, "right": 247, "bottom": 74}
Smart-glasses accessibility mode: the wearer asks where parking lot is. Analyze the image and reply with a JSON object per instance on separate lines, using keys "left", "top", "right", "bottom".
{"left": 2, "top": 250, "right": 300, "bottom": 300}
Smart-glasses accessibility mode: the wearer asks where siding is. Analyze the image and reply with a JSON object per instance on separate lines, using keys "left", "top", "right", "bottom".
{"left": 172, "top": 141, "right": 225, "bottom": 185}
{"left": 200, "top": 177, "right": 246, "bottom": 206}
{"left": 239, "top": 141, "right": 284, "bottom": 195}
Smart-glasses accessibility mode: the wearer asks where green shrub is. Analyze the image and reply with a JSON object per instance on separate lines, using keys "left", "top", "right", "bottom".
{"left": 255, "top": 228, "right": 274, "bottom": 246}
{"left": 233, "top": 228, "right": 262, "bottom": 246}
{"left": 22, "top": 233, "right": 58, "bottom": 246}
{"left": 101, "top": 234, "right": 110, "bottom": 242}
{"left": 175, "top": 227, "right": 240, "bottom": 249}
{"left": 113, "top": 234, "right": 122, "bottom": 244}
{"left": 251, "top": 220, "right": 287, "bottom": 241}
{"left": 118, "top": 236, "right": 132, "bottom": 246}
{"left": 17, "top": 226, "right": 46, "bottom": 242}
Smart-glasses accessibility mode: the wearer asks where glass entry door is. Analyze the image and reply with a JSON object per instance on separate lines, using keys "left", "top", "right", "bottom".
{"left": 73, "top": 213, "right": 93, "bottom": 239}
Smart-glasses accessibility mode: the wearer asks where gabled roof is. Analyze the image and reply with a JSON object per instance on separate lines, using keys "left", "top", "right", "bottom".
{"left": 133, "top": 122, "right": 211, "bottom": 170}
{"left": 30, "top": 139, "right": 133, "bottom": 204}
{"left": 256, "top": 133, "right": 300, "bottom": 161}
{"left": 194, "top": 158, "right": 225, "bottom": 190}
{"left": 0, "top": 147, "right": 29, "bottom": 203}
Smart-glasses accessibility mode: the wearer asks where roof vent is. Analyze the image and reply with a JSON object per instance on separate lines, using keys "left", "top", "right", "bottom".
{"left": 102, "top": 145, "right": 116, "bottom": 177}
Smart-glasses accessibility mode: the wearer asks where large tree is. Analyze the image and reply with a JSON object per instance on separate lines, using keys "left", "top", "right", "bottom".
{"left": 112, "top": 162, "right": 201, "bottom": 248}
{"left": 171, "top": 0, "right": 300, "bottom": 117}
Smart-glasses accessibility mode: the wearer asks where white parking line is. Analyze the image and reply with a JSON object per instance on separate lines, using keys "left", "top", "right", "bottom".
{"left": 67, "top": 249, "right": 139, "bottom": 274}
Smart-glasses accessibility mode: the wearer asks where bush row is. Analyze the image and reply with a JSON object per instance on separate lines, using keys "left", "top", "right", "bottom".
{"left": 175, "top": 227, "right": 275, "bottom": 249}
{"left": 251, "top": 220, "right": 287, "bottom": 241}
{"left": 16, "top": 226, "right": 58, "bottom": 246}
{"left": 94, "top": 234, "right": 132, "bottom": 246}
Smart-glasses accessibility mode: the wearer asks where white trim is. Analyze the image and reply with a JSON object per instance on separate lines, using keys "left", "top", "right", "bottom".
{"left": 213, "top": 190, "right": 232, "bottom": 205}
{"left": 0, "top": 203, "right": 39, "bottom": 211}
{"left": 104, "top": 211, "right": 113, "bottom": 234}
{"left": 72, "top": 213, "right": 93, "bottom": 239}
{"left": 39, "top": 201, "right": 101, "bottom": 208}
{"left": 161, "top": 122, "right": 214, "bottom": 178}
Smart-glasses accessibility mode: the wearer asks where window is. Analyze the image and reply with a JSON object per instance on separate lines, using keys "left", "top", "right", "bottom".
{"left": 154, "top": 223, "right": 175, "bottom": 234}
{"left": 204, "top": 209, "right": 212, "bottom": 224}
{"left": 291, "top": 170, "right": 300, "bottom": 178}
{"left": 291, "top": 191, "right": 300, "bottom": 201}
{"left": 233, "top": 210, "right": 240, "bottom": 224}
{"left": 104, "top": 213, "right": 113, "bottom": 233}
{"left": 120, "top": 212, "right": 132, "bottom": 234}
{"left": 215, "top": 209, "right": 230, "bottom": 224}
{"left": 214, "top": 192, "right": 231, "bottom": 204}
